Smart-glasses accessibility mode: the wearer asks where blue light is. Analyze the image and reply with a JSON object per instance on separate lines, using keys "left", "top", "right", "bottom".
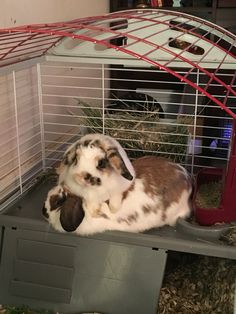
{"left": 222, "top": 120, "right": 232, "bottom": 146}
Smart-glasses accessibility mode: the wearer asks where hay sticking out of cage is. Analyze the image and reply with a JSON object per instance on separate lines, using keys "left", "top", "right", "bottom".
{"left": 79, "top": 101, "right": 191, "bottom": 163}
{"left": 158, "top": 255, "right": 236, "bottom": 314}
{"left": 195, "top": 181, "right": 222, "bottom": 209}
{"left": 220, "top": 226, "right": 236, "bottom": 246}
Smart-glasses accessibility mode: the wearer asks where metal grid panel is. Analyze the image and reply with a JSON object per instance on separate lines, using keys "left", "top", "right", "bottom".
{"left": 0, "top": 66, "right": 43, "bottom": 209}
{"left": 0, "top": 9, "right": 235, "bottom": 117}
{"left": 40, "top": 61, "right": 235, "bottom": 176}
{"left": 40, "top": 61, "right": 106, "bottom": 168}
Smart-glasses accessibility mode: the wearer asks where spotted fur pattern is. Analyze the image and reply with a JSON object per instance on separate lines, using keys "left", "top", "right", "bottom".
{"left": 44, "top": 155, "right": 192, "bottom": 235}
{"left": 57, "top": 133, "right": 135, "bottom": 216}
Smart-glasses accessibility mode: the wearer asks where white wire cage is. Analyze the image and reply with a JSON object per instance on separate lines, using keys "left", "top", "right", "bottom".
{"left": 40, "top": 62, "right": 234, "bottom": 169}
{"left": 0, "top": 9, "right": 236, "bottom": 225}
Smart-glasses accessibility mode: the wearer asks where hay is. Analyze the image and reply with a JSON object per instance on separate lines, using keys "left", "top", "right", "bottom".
{"left": 79, "top": 101, "right": 191, "bottom": 163}
{"left": 220, "top": 226, "right": 236, "bottom": 246}
{"left": 158, "top": 254, "right": 236, "bottom": 314}
{"left": 0, "top": 306, "right": 101, "bottom": 314}
{"left": 195, "top": 181, "right": 222, "bottom": 209}
{"left": 0, "top": 305, "right": 54, "bottom": 314}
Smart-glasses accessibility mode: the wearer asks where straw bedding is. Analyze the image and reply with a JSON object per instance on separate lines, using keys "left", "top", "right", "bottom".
{"left": 158, "top": 253, "right": 236, "bottom": 314}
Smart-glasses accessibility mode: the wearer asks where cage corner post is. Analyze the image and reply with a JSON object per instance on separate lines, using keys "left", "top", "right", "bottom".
{"left": 102, "top": 63, "right": 106, "bottom": 135}
{"left": 37, "top": 63, "right": 46, "bottom": 171}
{"left": 221, "top": 119, "right": 236, "bottom": 221}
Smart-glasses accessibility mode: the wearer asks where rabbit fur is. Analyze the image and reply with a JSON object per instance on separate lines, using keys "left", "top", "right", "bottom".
{"left": 43, "top": 153, "right": 192, "bottom": 235}
{"left": 57, "top": 133, "right": 135, "bottom": 217}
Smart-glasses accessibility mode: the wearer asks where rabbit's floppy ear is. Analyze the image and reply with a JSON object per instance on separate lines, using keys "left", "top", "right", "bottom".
{"left": 106, "top": 147, "right": 133, "bottom": 181}
{"left": 59, "top": 195, "right": 84, "bottom": 232}
{"left": 62, "top": 142, "right": 80, "bottom": 166}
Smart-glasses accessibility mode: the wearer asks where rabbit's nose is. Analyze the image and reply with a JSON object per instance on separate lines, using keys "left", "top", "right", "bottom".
{"left": 84, "top": 172, "right": 92, "bottom": 181}
{"left": 84, "top": 172, "right": 101, "bottom": 186}
{"left": 90, "top": 176, "right": 101, "bottom": 186}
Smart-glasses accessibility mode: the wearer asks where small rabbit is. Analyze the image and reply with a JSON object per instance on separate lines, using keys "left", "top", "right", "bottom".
{"left": 57, "top": 133, "right": 135, "bottom": 217}
{"left": 43, "top": 155, "right": 192, "bottom": 235}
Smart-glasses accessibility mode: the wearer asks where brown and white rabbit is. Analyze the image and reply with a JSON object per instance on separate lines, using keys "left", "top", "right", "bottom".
{"left": 57, "top": 133, "right": 135, "bottom": 217}
{"left": 43, "top": 155, "right": 192, "bottom": 235}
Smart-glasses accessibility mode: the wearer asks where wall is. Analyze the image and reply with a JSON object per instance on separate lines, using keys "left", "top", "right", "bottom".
{"left": 0, "top": 0, "right": 109, "bottom": 28}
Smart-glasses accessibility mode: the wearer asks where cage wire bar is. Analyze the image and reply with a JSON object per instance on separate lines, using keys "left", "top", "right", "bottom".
{"left": 0, "top": 64, "right": 44, "bottom": 209}
{"left": 0, "top": 9, "right": 236, "bottom": 222}
{"left": 0, "top": 8, "right": 235, "bottom": 119}
{"left": 40, "top": 62, "right": 233, "bottom": 172}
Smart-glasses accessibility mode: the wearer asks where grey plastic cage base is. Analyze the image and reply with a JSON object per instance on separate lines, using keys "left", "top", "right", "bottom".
{"left": 0, "top": 181, "right": 236, "bottom": 314}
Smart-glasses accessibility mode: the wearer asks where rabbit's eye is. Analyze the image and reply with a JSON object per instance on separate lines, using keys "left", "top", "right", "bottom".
{"left": 97, "top": 158, "right": 107, "bottom": 170}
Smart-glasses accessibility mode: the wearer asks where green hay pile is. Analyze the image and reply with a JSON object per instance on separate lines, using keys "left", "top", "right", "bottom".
{"left": 195, "top": 181, "right": 222, "bottom": 209}
{"left": 79, "top": 101, "right": 191, "bottom": 163}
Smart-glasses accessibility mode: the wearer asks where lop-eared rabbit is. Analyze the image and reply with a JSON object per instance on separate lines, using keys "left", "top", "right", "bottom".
{"left": 43, "top": 134, "right": 192, "bottom": 235}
